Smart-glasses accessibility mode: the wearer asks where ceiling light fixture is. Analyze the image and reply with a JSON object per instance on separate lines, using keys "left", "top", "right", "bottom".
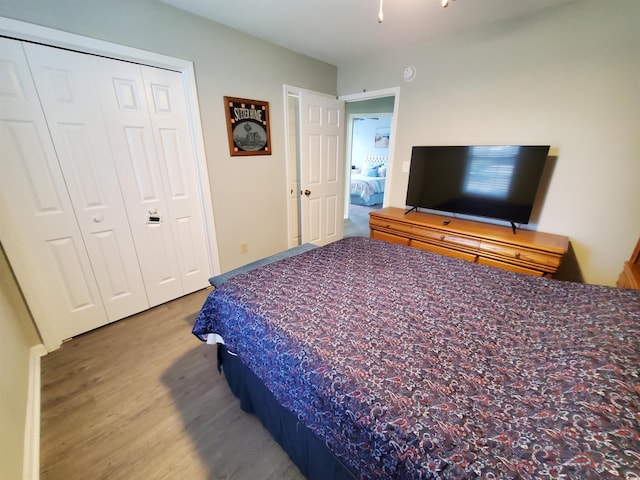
{"left": 378, "top": 0, "right": 453, "bottom": 24}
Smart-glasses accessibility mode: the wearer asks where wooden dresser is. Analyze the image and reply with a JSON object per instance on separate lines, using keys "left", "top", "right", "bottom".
{"left": 616, "top": 237, "right": 640, "bottom": 290}
{"left": 369, "top": 207, "right": 569, "bottom": 278}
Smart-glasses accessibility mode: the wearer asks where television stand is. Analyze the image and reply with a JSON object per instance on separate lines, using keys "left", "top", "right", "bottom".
{"left": 510, "top": 221, "right": 518, "bottom": 235}
{"left": 369, "top": 207, "right": 569, "bottom": 278}
{"left": 404, "top": 206, "right": 419, "bottom": 215}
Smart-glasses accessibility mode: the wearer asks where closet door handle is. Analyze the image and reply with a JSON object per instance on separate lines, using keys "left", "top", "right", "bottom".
{"left": 93, "top": 215, "right": 104, "bottom": 223}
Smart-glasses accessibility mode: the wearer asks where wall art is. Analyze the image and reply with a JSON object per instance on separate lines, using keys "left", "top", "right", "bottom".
{"left": 224, "top": 96, "right": 272, "bottom": 156}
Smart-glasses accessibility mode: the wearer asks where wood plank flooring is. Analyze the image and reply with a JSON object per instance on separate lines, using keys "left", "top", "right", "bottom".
{"left": 40, "top": 287, "right": 304, "bottom": 480}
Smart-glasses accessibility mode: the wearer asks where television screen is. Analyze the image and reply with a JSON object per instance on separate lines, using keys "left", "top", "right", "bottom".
{"left": 406, "top": 145, "right": 550, "bottom": 224}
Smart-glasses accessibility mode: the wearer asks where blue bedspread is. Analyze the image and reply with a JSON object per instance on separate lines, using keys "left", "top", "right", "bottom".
{"left": 193, "top": 237, "right": 640, "bottom": 479}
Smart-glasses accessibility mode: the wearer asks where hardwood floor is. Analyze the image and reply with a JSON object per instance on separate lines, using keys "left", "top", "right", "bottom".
{"left": 40, "top": 288, "right": 304, "bottom": 480}
{"left": 40, "top": 211, "right": 381, "bottom": 480}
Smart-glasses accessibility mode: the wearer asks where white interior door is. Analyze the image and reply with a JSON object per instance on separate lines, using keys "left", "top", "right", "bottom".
{"left": 0, "top": 38, "right": 109, "bottom": 342}
{"left": 92, "top": 57, "right": 211, "bottom": 303}
{"left": 24, "top": 43, "right": 150, "bottom": 321}
{"left": 141, "top": 65, "right": 211, "bottom": 294}
{"left": 91, "top": 56, "right": 184, "bottom": 307}
{"left": 299, "top": 90, "right": 345, "bottom": 246}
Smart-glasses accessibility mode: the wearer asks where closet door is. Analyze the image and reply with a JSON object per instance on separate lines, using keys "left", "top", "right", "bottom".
{"left": 23, "top": 43, "right": 150, "bottom": 321}
{"left": 142, "top": 65, "right": 211, "bottom": 293}
{"left": 0, "top": 38, "right": 109, "bottom": 341}
{"left": 91, "top": 57, "right": 183, "bottom": 306}
{"left": 93, "top": 57, "right": 211, "bottom": 303}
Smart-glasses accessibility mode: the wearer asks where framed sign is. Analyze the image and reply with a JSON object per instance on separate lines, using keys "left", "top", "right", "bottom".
{"left": 223, "top": 96, "right": 272, "bottom": 156}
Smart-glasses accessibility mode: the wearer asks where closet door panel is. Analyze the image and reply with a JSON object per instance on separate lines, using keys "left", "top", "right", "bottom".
{"left": 91, "top": 56, "right": 183, "bottom": 306}
{"left": 146, "top": 223, "right": 180, "bottom": 287}
{"left": 0, "top": 38, "right": 108, "bottom": 341}
{"left": 24, "top": 43, "right": 149, "bottom": 321}
{"left": 143, "top": 66, "right": 211, "bottom": 292}
{"left": 47, "top": 236, "right": 96, "bottom": 309}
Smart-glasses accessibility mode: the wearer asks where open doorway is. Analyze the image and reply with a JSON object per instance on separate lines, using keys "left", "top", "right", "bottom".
{"left": 348, "top": 115, "right": 391, "bottom": 204}
{"left": 283, "top": 86, "right": 346, "bottom": 248}
{"left": 284, "top": 86, "right": 399, "bottom": 246}
{"left": 341, "top": 89, "right": 399, "bottom": 236}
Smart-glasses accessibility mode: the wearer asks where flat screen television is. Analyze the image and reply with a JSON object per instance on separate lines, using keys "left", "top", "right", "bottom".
{"left": 405, "top": 145, "right": 550, "bottom": 226}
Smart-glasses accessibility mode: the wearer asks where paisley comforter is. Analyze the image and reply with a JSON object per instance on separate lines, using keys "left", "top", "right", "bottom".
{"left": 192, "top": 236, "right": 640, "bottom": 479}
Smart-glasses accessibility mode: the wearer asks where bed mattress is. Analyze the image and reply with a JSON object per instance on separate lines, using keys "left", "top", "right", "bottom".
{"left": 193, "top": 237, "right": 640, "bottom": 479}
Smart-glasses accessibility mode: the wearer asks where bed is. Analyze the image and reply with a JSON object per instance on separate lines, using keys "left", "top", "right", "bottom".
{"left": 350, "top": 174, "right": 386, "bottom": 206}
{"left": 192, "top": 236, "right": 640, "bottom": 479}
{"left": 350, "top": 160, "right": 387, "bottom": 206}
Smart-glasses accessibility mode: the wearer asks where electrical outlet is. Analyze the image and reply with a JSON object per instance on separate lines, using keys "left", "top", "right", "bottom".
{"left": 240, "top": 242, "right": 248, "bottom": 254}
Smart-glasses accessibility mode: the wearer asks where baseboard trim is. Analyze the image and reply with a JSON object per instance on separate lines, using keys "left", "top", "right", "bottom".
{"left": 23, "top": 344, "right": 47, "bottom": 480}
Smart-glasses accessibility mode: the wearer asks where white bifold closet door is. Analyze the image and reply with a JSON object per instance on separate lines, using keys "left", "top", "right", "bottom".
{"left": 0, "top": 37, "right": 110, "bottom": 339}
{"left": 0, "top": 38, "right": 211, "bottom": 343}
{"left": 23, "top": 42, "right": 150, "bottom": 322}
{"left": 90, "top": 53, "right": 211, "bottom": 306}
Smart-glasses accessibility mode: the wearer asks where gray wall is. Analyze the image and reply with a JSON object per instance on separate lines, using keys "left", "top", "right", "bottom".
{"left": 347, "top": 96, "right": 395, "bottom": 116}
{"left": 0, "top": 245, "right": 41, "bottom": 480}
{"left": 338, "top": 0, "right": 640, "bottom": 286}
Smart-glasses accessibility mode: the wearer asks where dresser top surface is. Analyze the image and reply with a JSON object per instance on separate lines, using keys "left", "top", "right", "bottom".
{"left": 370, "top": 207, "right": 569, "bottom": 253}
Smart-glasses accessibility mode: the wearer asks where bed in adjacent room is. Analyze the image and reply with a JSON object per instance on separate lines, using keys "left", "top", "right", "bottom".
{"left": 192, "top": 236, "right": 640, "bottom": 479}
{"left": 350, "top": 159, "right": 387, "bottom": 206}
{"left": 350, "top": 172, "right": 386, "bottom": 206}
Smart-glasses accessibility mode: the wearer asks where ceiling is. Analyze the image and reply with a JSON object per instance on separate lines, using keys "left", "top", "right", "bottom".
{"left": 159, "top": 0, "right": 577, "bottom": 67}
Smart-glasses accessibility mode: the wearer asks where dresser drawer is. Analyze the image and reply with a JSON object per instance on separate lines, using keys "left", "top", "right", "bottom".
{"left": 369, "top": 207, "right": 568, "bottom": 278}
{"left": 371, "top": 229, "right": 410, "bottom": 246}
{"left": 369, "top": 217, "right": 413, "bottom": 235}
{"left": 479, "top": 240, "right": 561, "bottom": 269}
{"left": 411, "top": 240, "right": 477, "bottom": 262}
{"left": 477, "top": 257, "right": 544, "bottom": 277}
{"left": 412, "top": 226, "right": 480, "bottom": 250}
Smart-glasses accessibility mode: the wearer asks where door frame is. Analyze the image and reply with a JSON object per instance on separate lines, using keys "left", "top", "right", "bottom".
{"left": 344, "top": 112, "right": 393, "bottom": 216}
{"left": 283, "top": 85, "right": 346, "bottom": 248}
{"left": 283, "top": 86, "right": 301, "bottom": 248}
{"left": 340, "top": 87, "right": 401, "bottom": 211}
{"left": 0, "top": 17, "right": 221, "bottom": 350}
{"left": 284, "top": 85, "right": 400, "bottom": 248}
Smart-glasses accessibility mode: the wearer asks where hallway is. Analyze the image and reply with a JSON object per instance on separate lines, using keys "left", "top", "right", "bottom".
{"left": 344, "top": 204, "right": 379, "bottom": 237}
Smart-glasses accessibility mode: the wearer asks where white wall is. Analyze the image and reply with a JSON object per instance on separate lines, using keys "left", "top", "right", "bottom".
{"left": 351, "top": 117, "right": 391, "bottom": 171}
{"left": 0, "top": 0, "right": 337, "bottom": 274}
{"left": 0, "top": 246, "right": 41, "bottom": 480}
{"left": 338, "top": 0, "right": 640, "bottom": 286}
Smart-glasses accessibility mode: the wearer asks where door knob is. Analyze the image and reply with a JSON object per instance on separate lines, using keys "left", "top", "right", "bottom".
{"left": 303, "top": 189, "right": 311, "bottom": 197}
{"left": 93, "top": 214, "right": 104, "bottom": 223}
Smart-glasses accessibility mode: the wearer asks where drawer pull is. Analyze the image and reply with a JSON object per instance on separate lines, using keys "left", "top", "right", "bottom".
{"left": 515, "top": 252, "right": 521, "bottom": 259}
{"left": 440, "top": 235, "right": 445, "bottom": 241}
